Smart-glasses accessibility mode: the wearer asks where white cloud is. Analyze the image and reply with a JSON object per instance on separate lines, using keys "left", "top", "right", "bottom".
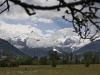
{"left": 58, "top": 28, "right": 77, "bottom": 36}
{"left": 0, "top": 0, "right": 70, "bottom": 20}
{"left": 31, "top": 17, "right": 53, "bottom": 23}
{"left": 0, "top": 0, "right": 97, "bottom": 52}
{"left": 46, "top": 30, "right": 55, "bottom": 34}
{"left": 34, "top": 24, "right": 38, "bottom": 26}
{"left": 26, "top": 28, "right": 90, "bottom": 48}
{"left": 0, "top": 20, "right": 90, "bottom": 50}
{"left": 14, "top": 45, "right": 24, "bottom": 49}
{"left": 0, "top": 2, "right": 29, "bottom": 20}
{"left": 0, "top": 21, "right": 43, "bottom": 41}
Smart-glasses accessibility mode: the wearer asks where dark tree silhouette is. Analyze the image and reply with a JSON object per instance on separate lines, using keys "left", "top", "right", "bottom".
{"left": 48, "top": 50, "right": 60, "bottom": 67}
{"left": 1, "top": 0, "right": 100, "bottom": 41}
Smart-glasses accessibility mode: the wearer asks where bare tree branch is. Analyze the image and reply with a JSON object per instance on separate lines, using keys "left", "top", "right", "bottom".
{"left": 0, "top": 0, "right": 10, "bottom": 14}
{"left": 8, "top": 0, "right": 100, "bottom": 10}
{"left": 0, "top": 0, "right": 100, "bottom": 41}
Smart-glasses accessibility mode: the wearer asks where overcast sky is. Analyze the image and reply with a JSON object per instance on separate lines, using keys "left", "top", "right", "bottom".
{"left": 0, "top": 0, "right": 92, "bottom": 49}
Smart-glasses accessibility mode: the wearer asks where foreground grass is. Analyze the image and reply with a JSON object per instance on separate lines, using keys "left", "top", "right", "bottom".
{"left": 0, "top": 64, "right": 100, "bottom": 75}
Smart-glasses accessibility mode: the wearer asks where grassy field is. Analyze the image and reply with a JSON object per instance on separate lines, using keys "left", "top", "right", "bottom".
{"left": 0, "top": 64, "right": 100, "bottom": 75}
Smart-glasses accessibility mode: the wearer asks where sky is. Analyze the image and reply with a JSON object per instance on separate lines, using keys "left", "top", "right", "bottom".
{"left": 0, "top": 0, "right": 93, "bottom": 49}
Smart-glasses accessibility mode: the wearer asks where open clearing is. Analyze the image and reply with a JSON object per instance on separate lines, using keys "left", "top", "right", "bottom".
{"left": 0, "top": 64, "right": 100, "bottom": 75}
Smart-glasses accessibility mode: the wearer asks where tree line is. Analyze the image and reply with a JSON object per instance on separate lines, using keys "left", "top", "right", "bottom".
{"left": 0, "top": 50, "right": 100, "bottom": 67}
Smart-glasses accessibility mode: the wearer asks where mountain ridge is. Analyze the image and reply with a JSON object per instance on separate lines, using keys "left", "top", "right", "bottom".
{"left": 7, "top": 37, "right": 100, "bottom": 57}
{"left": 74, "top": 40, "right": 100, "bottom": 54}
{"left": 0, "top": 38, "right": 28, "bottom": 57}
{"left": 8, "top": 37, "right": 80, "bottom": 57}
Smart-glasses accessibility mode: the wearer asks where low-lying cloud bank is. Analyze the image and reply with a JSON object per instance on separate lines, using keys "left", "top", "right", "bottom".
{"left": 0, "top": 21, "right": 90, "bottom": 49}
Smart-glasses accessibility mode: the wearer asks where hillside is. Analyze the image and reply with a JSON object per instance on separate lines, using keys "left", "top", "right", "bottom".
{"left": 0, "top": 38, "right": 28, "bottom": 57}
{"left": 74, "top": 40, "right": 100, "bottom": 54}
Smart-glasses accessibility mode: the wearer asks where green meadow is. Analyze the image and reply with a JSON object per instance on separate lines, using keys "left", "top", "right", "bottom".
{"left": 0, "top": 64, "right": 100, "bottom": 75}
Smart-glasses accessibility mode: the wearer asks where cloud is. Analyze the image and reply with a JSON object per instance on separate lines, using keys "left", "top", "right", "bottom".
{"left": 31, "top": 17, "right": 53, "bottom": 23}
{"left": 0, "top": 21, "right": 43, "bottom": 40}
{"left": 14, "top": 45, "right": 24, "bottom": 49}
{"left": 0, "top": 8, "right": 29, "bottom": 20}
{"left": 0, "top": 0, "right": 69, "bottom": 20}
{"left": 58, "top": 28, "right": 76, "bottom": 36}
{"left": 26, "top": 28, "right": 90, "bottom": 48}
{"left": 0, "top": 20, "right": 90, "bottom": 49}
{"left": 0, "top": 0, "right": 93, "bottom": 50}
{"left": 26, "top": 37, "right": 55, "bottom": 48}
{"left": 46, "top": 30, "right": 55, "bottom": 34}
{"left": 34, "top": 24, "right": 38, "bottom": 26}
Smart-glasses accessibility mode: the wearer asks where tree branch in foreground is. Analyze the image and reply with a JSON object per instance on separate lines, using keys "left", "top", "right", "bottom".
{"left": 1, "top": 0, "right": 100, "bottom": 41}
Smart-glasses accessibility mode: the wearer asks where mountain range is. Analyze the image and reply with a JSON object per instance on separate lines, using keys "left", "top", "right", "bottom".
{"left": 8, "top": 37, "right": 100, "bottom": 57}
{"left": 8, "top": 38, "right": 79, "bottom": 56}
{"left": 7, "top": 37, "right": 80, "bottom": 57}
{"left": 1, "top": 35, "right": 100, "bottom": 57}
